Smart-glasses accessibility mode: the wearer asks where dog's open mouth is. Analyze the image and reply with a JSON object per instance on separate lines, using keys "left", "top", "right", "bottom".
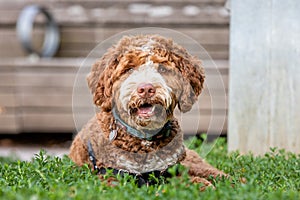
{"left": 130, "top": 103, "right": 163, "bottom": 119}
{"left": 137, "top": 103, "right": 155, "bottom": 118}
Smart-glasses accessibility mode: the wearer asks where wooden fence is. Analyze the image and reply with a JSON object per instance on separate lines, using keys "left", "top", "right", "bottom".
{"left": 0, "top": 0, "right": 229, "bottom": 135}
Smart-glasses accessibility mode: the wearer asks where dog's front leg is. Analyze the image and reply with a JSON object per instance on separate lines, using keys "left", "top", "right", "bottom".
{"left": 69, "top": 135, "right": 90, "bottom": 166}
{"left": 181, "top": 148, "right": 228, "bottom": 179}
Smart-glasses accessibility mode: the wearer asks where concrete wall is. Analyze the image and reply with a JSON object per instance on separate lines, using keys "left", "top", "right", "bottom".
{"left": 228, "top": 0, "right": 300, "bottom": 154}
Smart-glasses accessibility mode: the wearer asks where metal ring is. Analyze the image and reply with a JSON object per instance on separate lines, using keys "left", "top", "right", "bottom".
{"left": 16, "top": 5, "right": 60, "bottom": 57}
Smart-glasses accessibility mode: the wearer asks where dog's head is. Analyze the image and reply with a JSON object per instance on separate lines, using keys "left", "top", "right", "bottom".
{"left": 88, "top": 35, "right": 205, "bottom": 131}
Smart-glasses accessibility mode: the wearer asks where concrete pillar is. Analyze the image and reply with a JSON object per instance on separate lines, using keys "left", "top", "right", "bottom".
{"left": 228, "top": 0, "right": 300, "bottom": 154}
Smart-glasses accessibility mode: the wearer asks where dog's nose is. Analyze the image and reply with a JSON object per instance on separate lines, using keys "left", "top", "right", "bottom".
{"left": 137, "top": 83, "right": 156, "bottom": 98}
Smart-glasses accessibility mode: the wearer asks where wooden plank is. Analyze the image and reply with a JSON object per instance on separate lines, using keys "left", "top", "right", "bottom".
{"left": 0, "top": 29, "right": 26, "bottom": 57}
{"left": 0, "top": 0, "right": 227, "bottom": 10}
{"left": 0, "top": 73, "right": 16, "bottom": 86}
{"left": 0, "top": 59, "right": 227, "bottom": 87}
{"left": 19, "top": 104, "right": 225, "bottom": 115}
{"left": 20, "top": 112, "right": 226, "bottom": 134}
{"left": 18, "top": 93, "right": 227, "bottom": 110}
{"left": 14, "top": 72, "right": 227, "bottom": 92}
{"left": 0, "top": 1, "right": 229, "bottom": 25}
{"left": 198, "top": 95, "right": 227, "bottom": 110}
{"left": 0, "top": 26, "right": 228, "bottom": 59}
{"left": 39, "top": 8, "right": 229, "bottom": 25}
{"left": 57, "top": 43, "right": 228, "bottom": 58}
{"left": 21, "top": 113, "right": 93, "bottom": 132}
{"left": 0, "top": 57, "right": 86, "bottom": 69}
{"left": 62, "top": 27, "right": 227, "bottom": 44}
{"left": 0, "top": 10, "right": 228, "bottom": 26}
{"left": 0, "top": 21, "right": 229, "bottom": 59}
{"left": 59, "top": 27, "right": 229, "bottom": 45}
{"left": 60, "top": 34, "right": 228, "bottom": 53}
{"left": 0, "top": 28, "right": 44, "bottom": 49}
{"left": 17, "top": 86, "right": 73, "bottom": 94}
{"left": 0, "top": 93, "right": 17, "bottom": 107}
{"left": 20, "top": 94, "right": 85, "bottom": 107}
{"left": 205, "top": 74, "right": 228, "bottom": 89}
{"left": 56, "top": 50, "right": 228, "bottom": 60}
{"left": 54, "top": 48, "right": 228, "bottom": 59}
{"left": 58, "top": 38, "right": 228, "bottom": 49}
{"left": 179, "top": 114, "right": 227, "bottom": 134}
{"left": 21, "top": 113, "right": 76, "bottom": 132}
{"left": 18, "top": 112, "right": 227, "bottom": 134}
{"left": 61, "top": 28, "right": 96, "bottom": 43}
{"left": 0, "top": 114, "right": 20, "bottom": 133}
{"left": 15, "top": 73, "right": 76, "bottom": 87}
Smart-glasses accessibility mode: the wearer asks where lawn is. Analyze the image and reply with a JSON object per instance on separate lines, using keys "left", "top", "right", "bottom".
{"left": 0, "top": 137, "right": 299, "bottom": 200}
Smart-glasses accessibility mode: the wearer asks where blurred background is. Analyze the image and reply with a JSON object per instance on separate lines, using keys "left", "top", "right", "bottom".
{"left": 0, "top": 0, "right": 229, "bottom": 159}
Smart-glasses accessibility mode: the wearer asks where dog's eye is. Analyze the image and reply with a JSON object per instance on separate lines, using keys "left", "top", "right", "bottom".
{"left": 158, "top": 65, "right": 167, "bottom": 73}
{"left": 124, "top": 68, "right": 134, "bottom": 74}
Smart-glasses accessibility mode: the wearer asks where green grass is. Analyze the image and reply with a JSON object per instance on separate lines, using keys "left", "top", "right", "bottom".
{"left": 0, "top": 138, "right": 299, "bottom": 200}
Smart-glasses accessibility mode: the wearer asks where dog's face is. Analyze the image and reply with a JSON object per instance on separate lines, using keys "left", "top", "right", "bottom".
{"left": 88, "top": 35, "right": 205, "bottom": 131}
{"left": 112, "top": 57, "right": 183, "bottom": 130}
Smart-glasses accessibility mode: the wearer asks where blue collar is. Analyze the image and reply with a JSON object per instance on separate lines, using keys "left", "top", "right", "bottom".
{"left": 112, "top": 108, "right": 171, "bottom": 141}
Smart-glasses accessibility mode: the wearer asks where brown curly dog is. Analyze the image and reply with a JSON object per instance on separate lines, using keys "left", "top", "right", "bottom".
{"left": 69, "top": 34, "right": 227, "bottom": 188}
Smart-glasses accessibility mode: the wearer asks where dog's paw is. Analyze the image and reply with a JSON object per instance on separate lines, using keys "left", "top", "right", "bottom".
{"left": 213, "top": 171, "right": 230, "bottom": 179}
{"left": 190, "top": 176, "right": 215, "bottom": 191}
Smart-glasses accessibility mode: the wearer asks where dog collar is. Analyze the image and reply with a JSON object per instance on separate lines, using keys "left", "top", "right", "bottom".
{"left": 111, "top": 107, "right": 171, "bottom": 141}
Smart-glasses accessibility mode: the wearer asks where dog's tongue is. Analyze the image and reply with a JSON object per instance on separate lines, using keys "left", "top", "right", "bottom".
{"left": 137, "top": 106, "right": 154, "bottom": 117}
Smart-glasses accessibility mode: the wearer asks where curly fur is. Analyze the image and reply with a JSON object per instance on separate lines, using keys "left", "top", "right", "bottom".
{"left": 69, "top": 34, "right": 227, "bottom": 187}
{"left": 91, "top": 35, "right": 204, "bottom": 113}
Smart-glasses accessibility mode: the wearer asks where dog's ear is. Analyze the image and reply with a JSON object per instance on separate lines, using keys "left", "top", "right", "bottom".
{"left": 87, "top": 47, "right": 120, "bottom": 112}
{"left": 177, "top": 56, "right": 205, "bottom": 113}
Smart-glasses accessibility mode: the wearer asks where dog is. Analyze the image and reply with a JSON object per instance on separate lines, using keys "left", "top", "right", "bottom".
{"left": 69, "top": 34, "right": 227, "bottom": 188}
